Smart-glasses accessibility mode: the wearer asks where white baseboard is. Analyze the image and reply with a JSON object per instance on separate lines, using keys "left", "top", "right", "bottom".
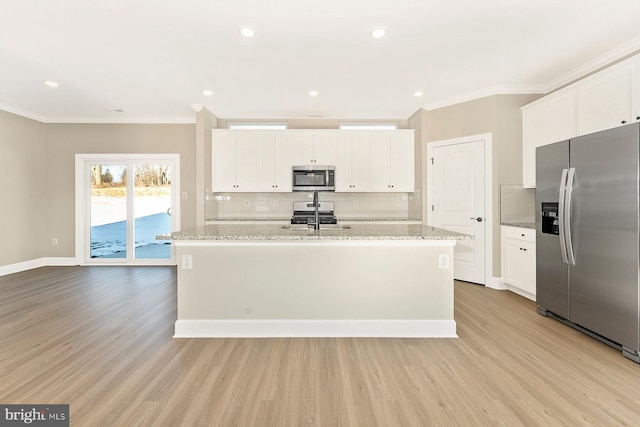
{"left": 174, "top": 319, "right": 458, "bottom": 338}
{"left": 0, "top": 257, "right": 78, "bottom": 276}
{"left": 507, "top": 285, "right": 536, "bottom": 302}
{"left": 485, "top": 276, "right": 508, "bottom": 290}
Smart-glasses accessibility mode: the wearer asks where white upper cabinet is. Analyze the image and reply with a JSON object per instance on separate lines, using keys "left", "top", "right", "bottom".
{"left": 631, "top": 59, "right": 640, "bottom": 123}
{"left": 522, "top": 52, "right": 640, "bottom": 188}
{"left": 336, "top": 132, "right": 371, "bottom": 192}
{"left": 389, "top": 131, "right": 415, "bottom": 192}
{"left": 212, "top": 130, "right": 257, "bottom": 192}
{"left": 256, "top": 132, "right": 293, "bottom": 192}
{"left": 522, "top": 89, "right": 576, "bottom": 188}
{"left": 576, "top": 66, "right": 632, "bottom": 136}
{"left": 370, "top": 130, "right": 415, "bottom": 192}
{"left": 213, "top": 129, "right": 414, "bottom": 193}
{"left": 291, "top": 130, "right": 337, "bottom": 165}
{"left": 312, "top": 131, "right": 338, "bottom": 165}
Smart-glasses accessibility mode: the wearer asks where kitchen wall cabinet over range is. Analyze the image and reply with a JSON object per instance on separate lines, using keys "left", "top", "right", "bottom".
{"left": 212, "top": 129, "right": 415, "bottom": 193}
{"left": 501, "top": 225, "right": 536, "bottom": 300}
{"left": 291, "top": 130, "right": 337, "bottom": 165}
{"left": 522, "top": 52, "right": 640, "bottom": 188}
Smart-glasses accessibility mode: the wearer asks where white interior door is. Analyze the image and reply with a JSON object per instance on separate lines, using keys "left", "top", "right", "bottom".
{"left": 430, "top": 139, "right": 486, "bottom": 284}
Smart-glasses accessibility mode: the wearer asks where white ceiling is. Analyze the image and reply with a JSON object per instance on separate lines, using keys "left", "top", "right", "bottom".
{"left": 2, "top": 0, "right": 640, "bottom": 123}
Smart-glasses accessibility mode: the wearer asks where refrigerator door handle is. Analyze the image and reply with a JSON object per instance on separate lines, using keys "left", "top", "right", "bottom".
{"left": 565, "top": 167, "right": 576, "bottom": 265}
{"left": 558, "top": 168, "right": 569, "bottom": 264}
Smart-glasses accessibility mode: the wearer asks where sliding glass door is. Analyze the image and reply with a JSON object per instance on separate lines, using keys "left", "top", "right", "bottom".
{"left": 78, "top": 155, "right": 179, "bottom": 265}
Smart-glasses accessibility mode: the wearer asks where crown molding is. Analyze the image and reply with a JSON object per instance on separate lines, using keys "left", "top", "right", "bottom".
{"left": 0, "top": 104, "right": 196, "bottom": 124}
{"left": 423, "top": 36, "right": 640, "bottom": 112}
{"left": 43, "top": 116, "right": 196, "bottom": 124}
{"left": 0, "top": 103, "right": 49, "bottom": 123}
{"left": 422, "top": 84, "right": 546, "bottom": 111}
{"left": 543, "top": 35, "right": 640, "bottom": 92}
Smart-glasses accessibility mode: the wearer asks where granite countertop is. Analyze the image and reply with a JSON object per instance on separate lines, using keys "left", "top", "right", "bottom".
{"left": 501, "top": 222, "right": 535, "bottom": 230}
{"left": 206, "top": 217, "right": 422, "bottom": 222}
{"left": 159, "top": 223, "right": 472, "bottom": 241}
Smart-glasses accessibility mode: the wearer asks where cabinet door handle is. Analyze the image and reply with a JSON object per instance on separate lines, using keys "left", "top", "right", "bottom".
{"left": 622, "top": 120, "right": 627, "bottom": 124}
{"left": 470, "top": 217, "right": 483, "bottom": 222}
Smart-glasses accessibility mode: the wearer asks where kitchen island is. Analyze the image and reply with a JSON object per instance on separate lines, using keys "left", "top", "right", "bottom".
{"left": 160, "top": 224, "right": 472, "bottom": 338}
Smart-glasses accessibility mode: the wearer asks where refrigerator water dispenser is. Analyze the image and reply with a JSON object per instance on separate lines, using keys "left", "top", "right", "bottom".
{"left": 541, "top": 202, "right": 559, "bottom": 235}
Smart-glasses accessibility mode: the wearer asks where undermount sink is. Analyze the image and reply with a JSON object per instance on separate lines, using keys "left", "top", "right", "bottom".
{"left": 281, "top": 224, "right": 351, "bottom": 230}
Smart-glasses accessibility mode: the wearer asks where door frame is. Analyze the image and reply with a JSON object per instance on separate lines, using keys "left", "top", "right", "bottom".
{"left": 425, "top": 133, "right": 496, "bottom": 288}
{"left": 74, "top": 153, "right": 180, "bottom": 266}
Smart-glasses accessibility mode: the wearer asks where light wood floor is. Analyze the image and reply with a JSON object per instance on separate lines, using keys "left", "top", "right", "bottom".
{"left": 1, "top": 267, "right": 640, "bottom": 426}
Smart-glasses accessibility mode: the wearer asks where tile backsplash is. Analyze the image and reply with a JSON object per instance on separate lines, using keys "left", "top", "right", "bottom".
{"left": 500, "top": 185, "right": 535, "bottom": 224}
{"left": 206, "top": 192, "right": 413, "bottom": 219}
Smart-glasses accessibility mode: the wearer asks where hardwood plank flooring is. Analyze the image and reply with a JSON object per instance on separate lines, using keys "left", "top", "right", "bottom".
{"left": 1, "top": 266, "right": 640, "bottom": 426}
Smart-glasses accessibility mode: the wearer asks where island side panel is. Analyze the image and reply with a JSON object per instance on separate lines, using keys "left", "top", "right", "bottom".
{"left": 174, "top": 240, "right": 455, "bottom": 337}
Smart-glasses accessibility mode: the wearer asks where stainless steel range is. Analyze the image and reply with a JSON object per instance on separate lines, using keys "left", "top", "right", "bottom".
{"left": 290, "top": 201, "right": 337, "bottom": 225}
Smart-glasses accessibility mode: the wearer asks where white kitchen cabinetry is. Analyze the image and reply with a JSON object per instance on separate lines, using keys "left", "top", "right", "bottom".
{"left": 213, "top": 129, "right": 414, "bottom": 193}
{"left": 501, "top": 226, "right": 536, "bottom": 300}
{"left": 336, "top": 132, "right": 371, "bottom": 191}
{"left": 370, "top": 130, "right": 415, "bottom": 192}
{"left": 212, "top": 130, "right": 257, "bottom": 192}
{"left": 291, "top": 131, "right": 337, "bottom": 165}
{"left": 576, "top": 67, "right": 632, "bottom": 136}
{"left": 522, "top": 53, "right": 640, "bottom": 188}
{"left": 522, "top": 90, "right": 576, "bottom": 188}
{"left": 631, "top": 59, "right": 640, "bottom": 123}
{"left": 256, "top": 132, "right": 293, "bottom": 192}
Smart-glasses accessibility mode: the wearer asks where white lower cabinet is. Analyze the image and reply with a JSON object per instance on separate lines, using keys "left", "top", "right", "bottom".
{"left": 501, "top": 226, "right": 536, "bottom": 300}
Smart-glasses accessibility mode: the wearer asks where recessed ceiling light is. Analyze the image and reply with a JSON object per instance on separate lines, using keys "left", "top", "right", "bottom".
{"left": 44, "top": 80, "right": 59, "bottom": 87}
{"left": 202, "top": 90, "right": 213, "bottom": 96}
{"left": 414, "top": 91, "right": 424, "bottom": 97}
{"left": 370, "top": 27, "right": 387, "bottom": 39}
{"left": 309, "top": 90, "right": 319, "bottom": 96}
{"left": 240, "top": 27, "right": 255, "bottom": 38}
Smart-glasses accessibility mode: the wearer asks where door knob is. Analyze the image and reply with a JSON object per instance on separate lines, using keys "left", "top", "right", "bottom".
{"left": 470, "top": 217, "right": 483, "bottom": 222}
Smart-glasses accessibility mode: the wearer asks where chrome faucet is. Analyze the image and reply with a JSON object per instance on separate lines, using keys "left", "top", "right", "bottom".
{"left": 312, "top": 190, "right": 320, "bottom": 230}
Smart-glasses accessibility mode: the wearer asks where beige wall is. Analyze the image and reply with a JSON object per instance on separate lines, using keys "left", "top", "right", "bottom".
{"left": 0, "top": 110, "right": 47, "bottom": 265}
{"left": 416, "top": 93, "right": 541, "bottom": 278}
{"left": 0, "top": 110, "right": 198, "bottom": 267}
{"left": 2, "top": 95, "right": 538, "bottom": 273}
{"left": 196, "top": 108, "right": 218, "bottom": 226}
{"left": 43, "top": 123, "right": 197, "bottom": 258}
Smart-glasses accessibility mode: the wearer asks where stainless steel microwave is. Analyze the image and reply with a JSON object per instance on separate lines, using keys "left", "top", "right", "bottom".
{"left": 292, "top": 165, "right": 335, "bottom": 191}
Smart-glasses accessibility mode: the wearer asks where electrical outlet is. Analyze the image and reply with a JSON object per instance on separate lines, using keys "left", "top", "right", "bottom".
{"left": 353, "top": 200, "right": 359, "bottom": 208}
{"left": 273, "top": 200, "right": 278, "bottom": 207}
{"left": 395, "top": 199, "right": 401, "bottom": 207}
{"left": 438, "top": 254, "right": 450, "bottom": 269}
{"left": 182, "top": 254, "right": 193, "bottom": 270}
{"left": 182, "top": 191, "right": 188, "bottom": 200}
{"left": 52, "top": 238, "right": 58, "bottom": 246}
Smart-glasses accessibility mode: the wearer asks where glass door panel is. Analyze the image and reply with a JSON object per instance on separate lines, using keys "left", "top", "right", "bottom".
{"left": 89, "top": 164, "right": 128, "bottom": 259}
{"left": 133, "top": 164, "right": 172, "bottom": 259}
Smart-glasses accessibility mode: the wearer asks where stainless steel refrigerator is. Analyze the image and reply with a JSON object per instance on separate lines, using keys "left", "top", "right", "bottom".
{"left": 536, "top": 123, "right": 640, "bottom": 363}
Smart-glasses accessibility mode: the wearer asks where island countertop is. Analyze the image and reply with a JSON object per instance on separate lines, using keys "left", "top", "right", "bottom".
{"left": 159, "top": 223, "right": 472, "bottom": 241}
